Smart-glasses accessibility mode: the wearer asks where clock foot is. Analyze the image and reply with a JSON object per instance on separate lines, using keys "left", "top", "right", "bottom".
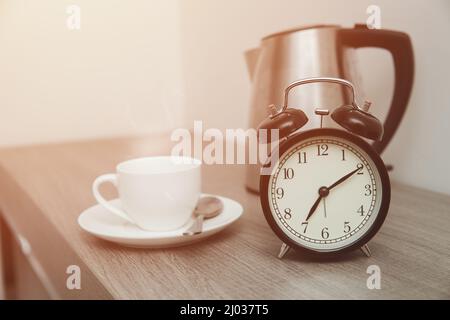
{"left": 360, "top": 244, "right": 371, "bottom": 257}
{"left": 278, "top": 243, "right": 290, "bottom": 259}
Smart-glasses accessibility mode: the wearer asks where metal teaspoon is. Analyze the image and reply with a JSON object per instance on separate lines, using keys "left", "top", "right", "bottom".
{"left": 182, "top": 196, "right": 223, "bottom": 236}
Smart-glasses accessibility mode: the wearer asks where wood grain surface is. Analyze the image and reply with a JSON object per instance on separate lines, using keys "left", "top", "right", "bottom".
{"left": 0, "top": 134, "right": 449, "bottom": 299}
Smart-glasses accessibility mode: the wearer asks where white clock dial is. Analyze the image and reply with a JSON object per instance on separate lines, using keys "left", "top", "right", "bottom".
{"left": 268, "top": 135, "right": 383, "bottom": 252}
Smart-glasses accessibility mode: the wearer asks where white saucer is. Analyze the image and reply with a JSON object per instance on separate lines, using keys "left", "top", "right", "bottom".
{"left": 78, "top": 194, "right": 243, "bottom": 248}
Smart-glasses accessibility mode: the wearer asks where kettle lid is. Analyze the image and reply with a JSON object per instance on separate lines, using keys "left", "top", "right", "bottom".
{"left": 262, "top": 24, "right": 340, "bottom": 41}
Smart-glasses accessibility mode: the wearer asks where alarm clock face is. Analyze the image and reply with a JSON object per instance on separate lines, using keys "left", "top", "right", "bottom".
{"left": 260, "top": 129, "right": 390, "bottom": 254}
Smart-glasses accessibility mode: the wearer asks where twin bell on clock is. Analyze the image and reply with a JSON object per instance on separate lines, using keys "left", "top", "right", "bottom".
{"left": 258, "top": 77, "right": 383, "bottom": 142}
{"left": 257, "top": 77, "right": 391, "bottom": 259}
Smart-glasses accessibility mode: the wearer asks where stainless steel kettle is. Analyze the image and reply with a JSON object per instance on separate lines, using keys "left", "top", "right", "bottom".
{"left": 245, "top": 24, "right": 414, "bottom": 192}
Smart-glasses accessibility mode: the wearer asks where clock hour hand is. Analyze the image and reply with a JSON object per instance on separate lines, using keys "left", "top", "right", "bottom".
{"left": 306, "top": 186, "right": 329, "bottom": 221}
{"left": 305, "top": 195, "right": 322, "bottom": 221}
{"left": 327, "top": 167, "right": 360, "bottom": 191}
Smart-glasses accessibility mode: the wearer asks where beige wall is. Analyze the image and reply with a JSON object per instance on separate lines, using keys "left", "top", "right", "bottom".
{"left": 0, "top": 0, "right": 449, "bottom": 194}
{"left": 178, "top": 0, "right": 450, "bottom": 195}
{"left": 0, "top": 0, "right": 185, "bottom": 146}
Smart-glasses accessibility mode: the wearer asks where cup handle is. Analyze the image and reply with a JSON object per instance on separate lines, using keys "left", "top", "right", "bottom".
{"left": 92, "top": 174, "right": 134, "bottom": 224}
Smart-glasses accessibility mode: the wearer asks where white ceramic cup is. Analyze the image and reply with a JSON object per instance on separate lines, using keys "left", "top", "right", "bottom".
{"left": 92, "top": 156, "right": 201, "bottom": 231}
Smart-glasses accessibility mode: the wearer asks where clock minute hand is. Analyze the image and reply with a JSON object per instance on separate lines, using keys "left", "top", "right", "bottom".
{"left": 327, "top": 167, "right": 360, "bottom": 191}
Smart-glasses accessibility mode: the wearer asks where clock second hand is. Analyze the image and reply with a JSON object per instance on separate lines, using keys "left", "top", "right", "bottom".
{"left": 305, "top": 166, "right": 360, "bottom": 222}
{"left": 323, "top": 198, "right": 327, "bottom": 218}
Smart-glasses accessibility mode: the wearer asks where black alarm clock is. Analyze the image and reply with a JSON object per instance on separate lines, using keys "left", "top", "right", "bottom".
{"left": 258, "top": 77, "right": 390, "bottom": 258}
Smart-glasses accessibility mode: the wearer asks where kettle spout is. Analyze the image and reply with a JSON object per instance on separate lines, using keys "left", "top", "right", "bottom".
{"left": 244, "top": 48, "right": 260, "bottom": 81}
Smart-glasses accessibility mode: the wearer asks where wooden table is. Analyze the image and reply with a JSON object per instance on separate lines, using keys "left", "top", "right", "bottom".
{"left": 0, "top": 135, "right": 449, "bottom": 299}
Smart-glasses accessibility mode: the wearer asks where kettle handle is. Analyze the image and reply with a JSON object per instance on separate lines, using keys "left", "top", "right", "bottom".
{"left": 338, "top": 25, "right": 414, "bottom": 154}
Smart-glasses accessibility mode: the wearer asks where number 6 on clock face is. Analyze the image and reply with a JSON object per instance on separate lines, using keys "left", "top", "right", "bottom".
{"left": 260, "top": 129, "right": 390, "bottom": 255}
